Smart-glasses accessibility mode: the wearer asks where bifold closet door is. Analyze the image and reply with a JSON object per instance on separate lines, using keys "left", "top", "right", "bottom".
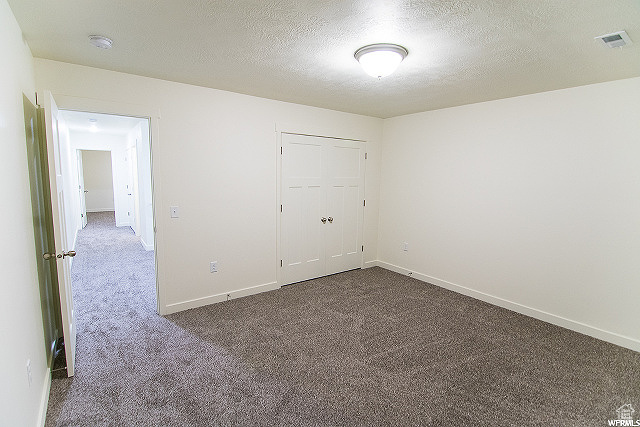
{"left": 281, "top": 133, "right": 364, "bottom": 285}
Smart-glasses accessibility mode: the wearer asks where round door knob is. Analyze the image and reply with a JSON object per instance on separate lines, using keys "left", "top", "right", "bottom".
{"left": 321, "top": 217, "right": 327, "bottom": 224}
{"left": 328, "top": 217, "right": 333, "bottom": 223}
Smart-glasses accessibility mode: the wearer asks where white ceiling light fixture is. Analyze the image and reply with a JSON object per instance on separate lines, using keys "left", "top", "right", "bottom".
{"left": 89, "top": 35, "right": 113, "bottom": 49}
{"left": 354, "top": 43, "right": 408, "bottom": 79}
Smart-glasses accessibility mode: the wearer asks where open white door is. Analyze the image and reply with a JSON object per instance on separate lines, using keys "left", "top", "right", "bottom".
{"left": 41, "top": 90, "right": 77, "bottom": 377}
{"left": 77, "top": 150, "right": 87, "bottom": 229}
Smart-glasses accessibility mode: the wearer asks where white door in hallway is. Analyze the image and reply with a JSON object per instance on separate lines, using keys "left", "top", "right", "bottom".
{"left": 125, "top": 147, "right": 137, "bottom": 231}
{"left": 77, "top": 150, "right": 87, "bottom": 228}
{"left": 281, "top": 133, "right": 365, "bottom": 285}
{"left": 41, "top": 91, "right": 77, "bottom": 377}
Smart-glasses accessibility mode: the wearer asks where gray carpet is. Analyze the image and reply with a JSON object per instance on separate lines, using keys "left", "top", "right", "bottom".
{"left": 45, "top": 211, "right": 640, "bottom": 426}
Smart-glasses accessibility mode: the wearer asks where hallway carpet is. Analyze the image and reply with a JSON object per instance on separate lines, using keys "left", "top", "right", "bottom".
{"left": 45, "top": 212, "right": 640, "bottom": 426}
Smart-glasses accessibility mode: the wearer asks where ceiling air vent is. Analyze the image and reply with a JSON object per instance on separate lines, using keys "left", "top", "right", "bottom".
{"left": 595, "top": 31, "right": 633, "bottom": 48}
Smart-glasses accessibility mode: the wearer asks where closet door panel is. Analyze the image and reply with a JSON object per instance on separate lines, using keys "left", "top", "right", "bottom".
{"left": 281, "top": 134, "right": 326, "bottom": 284}
{"left": 325, "top": 141, "right": 364, "bottom": 275}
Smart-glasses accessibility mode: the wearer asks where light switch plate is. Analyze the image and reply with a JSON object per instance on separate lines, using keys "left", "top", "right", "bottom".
{"left": 170, "top": 206, "right": 179, "bottom": 218}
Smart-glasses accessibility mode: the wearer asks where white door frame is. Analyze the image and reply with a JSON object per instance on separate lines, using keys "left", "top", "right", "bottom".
{"left": 47, "top": 94, "right": 166, "bottom": 315}
{"left": 275, "top": 124, "right": 367, "bottom": 287}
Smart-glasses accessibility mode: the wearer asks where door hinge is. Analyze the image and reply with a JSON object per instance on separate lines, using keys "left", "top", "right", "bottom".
{"left": 280, "top": 260, "right": 283, "bottom": 267}
{"left": 362, "top": 245, "right": 364, "bottom": 252}
{"left": 363, "top": 199, "right": 366, "bottom": 207}
{"left": 280, "top": 147, "right": 283, "bottom": 155}
{"left": 365, "top": 152, "right": 368, "bottom": 159}
{"left": 280, "top": 204, "right": 282, "bottom": 213}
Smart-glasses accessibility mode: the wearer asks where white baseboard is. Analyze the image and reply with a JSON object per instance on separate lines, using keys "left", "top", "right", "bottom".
{"left": 140, "top": 236, "right": 154, "bottom": 251}
{"left": 376, "top": 260, "right": 640, "bottom": 353}
{"left": 37, "top": 368, "right": 51, "bottom": 427}
{"left": 163, "top": 281, "right": 280, "bottom": 315}
{"left": 363, "top": 260, "right": 378, "bottom": 269}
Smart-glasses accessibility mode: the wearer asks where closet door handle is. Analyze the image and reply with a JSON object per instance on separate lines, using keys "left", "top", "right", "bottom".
{"left": 321, "top": 217, "right": 327, "bottom": 224}
{"left": 328, "top": 217, "right": 333, "bottom": 223}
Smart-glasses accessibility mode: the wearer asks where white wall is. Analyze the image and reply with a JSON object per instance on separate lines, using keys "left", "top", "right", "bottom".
{"left": 35, "top": 59, "right": 383, "bottom": 314}
{"left": 379, "top": 77, "right": 640, "bottom": 351}
{"left": 0, "top": 0, "right": 50, "bottom": 425}
{"left": 81, "top": 150, "right": 115, "bottom": 212}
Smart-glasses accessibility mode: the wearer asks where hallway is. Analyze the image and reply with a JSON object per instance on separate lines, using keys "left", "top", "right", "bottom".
{"left": 45, "top": 211, "right": 157, "bottom": 424}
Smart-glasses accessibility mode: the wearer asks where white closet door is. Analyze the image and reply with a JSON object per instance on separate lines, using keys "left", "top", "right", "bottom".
{"left": 325, "top": 140, "right": 364, "bottom": 275}
{"left": 281, "top": 133, "right": 364, "bottom": 285}
{"left": 281, "top": 133, "right": 326, "bottom": 284}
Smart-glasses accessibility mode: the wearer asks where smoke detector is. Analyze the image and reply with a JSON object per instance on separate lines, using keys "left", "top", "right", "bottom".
{"left": 89, "top": 35, "right": 113, "bottom": 49}
{"left": 595, "top": 31, "right": 632, "bottom": 48}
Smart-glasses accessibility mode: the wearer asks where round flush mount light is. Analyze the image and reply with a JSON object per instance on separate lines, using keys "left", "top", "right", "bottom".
{"left": 89, "top": 35, "right": 113, "bottom": 49}
{"left": 354, "top": 43, "right": 408, "bottom": 78}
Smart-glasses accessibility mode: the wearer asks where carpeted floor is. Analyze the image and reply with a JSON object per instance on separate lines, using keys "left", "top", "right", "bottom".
{"left": 45, "top": 211, "right": 640, "bottom": 426}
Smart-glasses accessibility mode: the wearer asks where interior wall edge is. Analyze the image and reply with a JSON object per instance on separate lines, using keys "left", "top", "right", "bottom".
{"left": 37, "top": 367, "right": 51, "bottom": 427}
{"left": 377, "top": 260, "right": 640, "bottom": 353}
{"left": 140, "top": 236, "right": 154, "bottom": 251}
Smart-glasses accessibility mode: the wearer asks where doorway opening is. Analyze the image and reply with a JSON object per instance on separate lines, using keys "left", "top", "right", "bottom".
{"left": 52, "top": 109, "right": 157, "bottom": 373}
{"left": 59, "top": 110, "right": 155, "bottom": 252}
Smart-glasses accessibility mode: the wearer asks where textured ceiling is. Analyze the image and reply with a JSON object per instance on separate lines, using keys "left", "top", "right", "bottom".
{"left": 8, "top": 0, "right": 640, "bottom": 118}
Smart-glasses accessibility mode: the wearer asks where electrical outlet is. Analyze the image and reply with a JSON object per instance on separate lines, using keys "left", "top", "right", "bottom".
{"left": 26, "top": 359, "right": 32, "bottom": 387}
{"left": 210, "top": 261, "right": 218, "bottom": 273}
{"left": 402, "top": 242, "right": 408, "bottom": 251}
